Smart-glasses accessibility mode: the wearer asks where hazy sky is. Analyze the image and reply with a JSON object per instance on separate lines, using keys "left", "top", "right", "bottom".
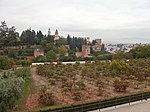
{"left": 0, "top": 0, "right": 150, "bottom": 43}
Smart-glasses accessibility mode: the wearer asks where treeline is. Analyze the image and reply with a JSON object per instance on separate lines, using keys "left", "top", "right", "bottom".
{"left": 0, "top": 21, "right": 87, "bottom": 48}
{"left": 0, "top": 21, "right": 19, "bottom": 46}
{"left": 0, "top": 21, "right": 89, "bottom": 61}
{"left": 66, "top": 35, "right": 87, "bottom": 51}
{"left": 113, "top": 45, "right": 150, "bottom": 59}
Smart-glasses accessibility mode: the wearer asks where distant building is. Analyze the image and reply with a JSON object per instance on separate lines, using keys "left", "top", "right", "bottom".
{"left": 92, "top": 39, "right": 102, "bottom": 52}
{"left": 48, "top": 28, "right": 51, "bottom": 36}
{"left": 95, "top": 39, "right": 102, "bottom": 45}
{"left": 34, "top": 49, "right": 44, "bottom": 58}
{"left": 76, "top": 45, "right": 91, "bottom": 58}
{"left": 82, "top": 45, "right": 91, "bottom": 58}
{"left": 105, "top": 44, "right": 120, "bottom": 54}
{"left": 54, "top": 29, "right": 60, "bottom": 41}
{"left": 47, "top": 29, "right": 60, "bottom": 41}
{"left": 104, "top": 43, "right": 135, "bottom": 54}
{"left": 76, "top": 52, "right": 82, "bottom": 58}
{"left": 86, "top": 37, "right": 90, "bottom": 44}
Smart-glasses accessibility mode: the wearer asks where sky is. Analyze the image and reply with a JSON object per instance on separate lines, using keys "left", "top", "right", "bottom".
{"left": 0, "top": 0, "right": 150, "bottom": 43}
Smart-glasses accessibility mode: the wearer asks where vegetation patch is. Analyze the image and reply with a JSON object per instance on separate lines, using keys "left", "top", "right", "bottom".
{"left": 30, "top": 58, "right": 150, "bottom": 111}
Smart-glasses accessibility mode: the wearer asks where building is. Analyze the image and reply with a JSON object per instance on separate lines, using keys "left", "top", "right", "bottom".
{"left": 92, "top": 39, "right": 102, "bottom": 52}
{"left": 86, "top": 37, "right": 90, "bottom": 44}
{"left": 76, "top": 45, "right": 91, "bottom": 58}
{"left": 54, "top": 29, "right": 60, "bottom": 41}
{"left": 95, "top": 39, "right": 102, "bottom": 45}
{"left": 34, "top": 49, "right": 44, "bottom": 58}
{"left": 76, "top": 52, "right": 82, "bottom": 58}
{"left": 82, "top": 45, "right": 90, "bottom": 58}
{"left": 48, "top": 28, "right": 51, "bottom": 36}
{"left": 47, "top": 29, "right": 60, "bottom": 41}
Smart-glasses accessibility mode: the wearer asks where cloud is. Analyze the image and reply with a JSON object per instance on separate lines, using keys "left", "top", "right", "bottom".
{"left": 0, "top": 0, "right": 150, "bottom": 43}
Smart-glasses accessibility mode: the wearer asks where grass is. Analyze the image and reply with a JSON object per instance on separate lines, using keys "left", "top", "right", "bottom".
{"left": 13, "top": 68, "right": 33, "bottom": 111}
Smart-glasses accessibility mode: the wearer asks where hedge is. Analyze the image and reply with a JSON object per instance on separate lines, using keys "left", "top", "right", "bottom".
{"left": 33, "top": 91, "right": 150, "bottom": 112}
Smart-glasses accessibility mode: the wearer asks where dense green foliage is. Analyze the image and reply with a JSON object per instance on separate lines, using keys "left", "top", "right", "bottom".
{"left": 0, "top": 56, "right": 12, "bottom": 70}
{"left": 67, "top": 35, "right": 87, "bottom": 51}
{"left": 46, "top": 50, "right": 57, "bottom": 62}
{"left": 113, "top": 45, "right": 150, "bottom": 60}
{"left": 20, "top": 29, "right": 37, "bottom": 45}
{"left": 14, "top": 67, "right": 32, "bottom": 111}
{"left": 14, "top": 67, "right": 31, "bottom": 78}
{"left": 96, "top": 54, "right": 112, "bottom": 60}
{"left": 20, "top": 60, "right": 31, "bottom": 67}
{"left": 0, "top": 71, "right": 24, "bottom": 111}
{"left": 0, "top": 21, "right": 20, "bottom": 47}
{"left": 0, "top": 67, "right": 32, "bottom": 112}
{"left": 8, "top": 49, "right": 17, "bottom": 58}
{"left": 130, "top": 45, "right": 150, "bottom": 58}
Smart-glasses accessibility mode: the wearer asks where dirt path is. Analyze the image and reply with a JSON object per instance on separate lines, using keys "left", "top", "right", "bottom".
{"left": 23, "top": 67, "right": 49, "bottom": 111}
{"left": 24, "top": 93, "right": 40, "bottom": 110}
{"left": 31, "top": 67, "right": 49, "bottom": 89}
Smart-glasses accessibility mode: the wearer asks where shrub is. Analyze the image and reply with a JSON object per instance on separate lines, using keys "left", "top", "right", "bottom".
{"left": 76, "top": 80, "right": 86, "bottom": 90}
{"left": 72, "top": 90, "right": 82, "bottom": 101}
{"left": 21, "top": 60, "right": 31, "bottom": 67}
{"left": 39, "top": 92, "right": 55, "bottom": 106}
{"left": 113, "top": 78, "right": 129, "bottom": 92}
{"left": 14, "top": 67, "right": 31, "bottom": 79}
{"left": 48, "top": 78, "right": 56, "bottom": 85}
{"left": 0, "top": 56, "right": 12, "bottom": 70}
{"left": 0, "top": 71, "right": 24, "bottom": 110}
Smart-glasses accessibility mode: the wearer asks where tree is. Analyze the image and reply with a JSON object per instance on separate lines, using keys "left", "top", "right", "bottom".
{"left": 46, "top": 50, "right": 57, "bottom": 62}
{"left": 34, "top": 56, "right": 46, "bottom": 62}
{"left": 109, "top": 60, "right": 130, "bottom": 75}
{"left": 58, "top": 45, "right": 67, "bottom": 57}
{"left": 66, "top": 35, "right": 86, "bottom": 52}
{"left": 0, "top": 21, "right": 8, "bottom": 38}
{"left": 36, "top": 30, "right": 44, "bottom": 44}
{"left": 47, "top": 35, "right": 54, "bottom": 43}
{"left": 46, "top": 43, "right": 53, "bottom": 51}
{"left": 0, "top": 21, "right": 19, "bottom": 46}
{"left": 129, "top": 45, "right": 150, "bottom": 59}
{"left": 113, "top": 51, "right": 126, "bottom": 59}
{"left": 21, "top": 60, "right": 31, "bottom": 67}
{"left": 20, "top": 29, "right": 36, "bottom": 45}
{"left": 40, "top": 40, "right": 47, "bottom": 47}
{"left": 97, "top": 54, "right": 112, "bottom": 60}
{"left": 56, "top": 37, "right": 67, "bottom": 47}
{"left": 41, "top": 39, "right": 47, "bottom": 47}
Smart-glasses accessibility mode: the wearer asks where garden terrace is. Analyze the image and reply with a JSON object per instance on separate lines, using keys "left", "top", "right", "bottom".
{"left": 29, "top": 58, "right": 150, "bottom": 111}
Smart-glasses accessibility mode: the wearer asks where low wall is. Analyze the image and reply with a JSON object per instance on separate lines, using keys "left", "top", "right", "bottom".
{"left": 34, "top": 91, "right": 150, "bottom": 112}
{"left": 32, "top": 61, "right": 95, "bottom": 66}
